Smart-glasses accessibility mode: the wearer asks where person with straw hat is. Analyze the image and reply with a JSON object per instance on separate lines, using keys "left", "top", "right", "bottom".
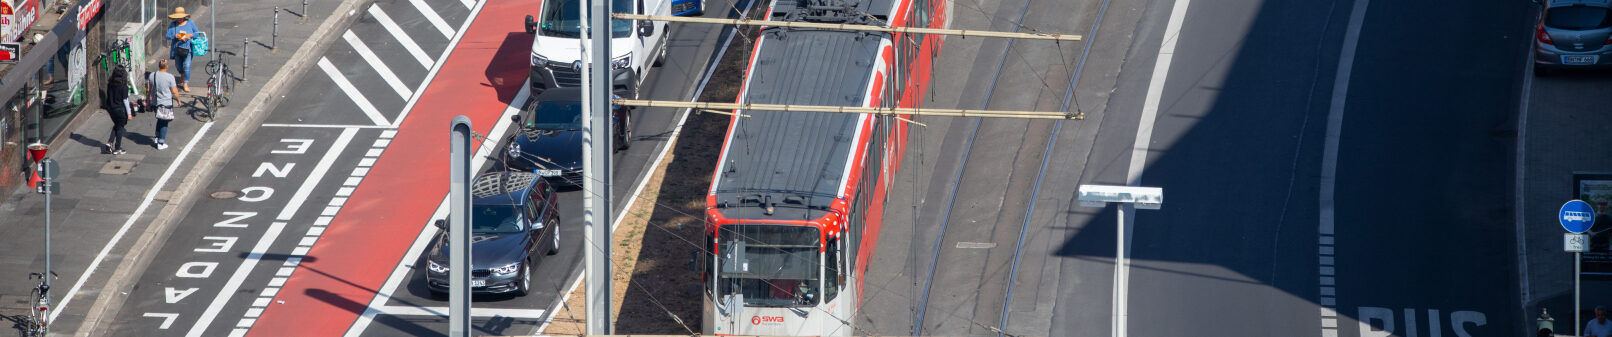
{"left": 165, "top": 7, "right": 200, "bottom": 92}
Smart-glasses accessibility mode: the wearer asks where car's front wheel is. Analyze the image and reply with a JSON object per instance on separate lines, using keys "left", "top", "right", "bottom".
{"left": 515, "top": 263, "right": 531, "bottom": 297}
{"left": 616, "top": 111, "right": 632, "bottom": 151}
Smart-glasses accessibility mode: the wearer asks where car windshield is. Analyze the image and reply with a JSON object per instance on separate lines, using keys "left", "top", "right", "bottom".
{"left": 1547, "top": 6, "right": 1612, "bottom": 30}
{"left": 525, "top": 100, "right": 584, "bottom": 130}
{"left": 471, "top": 205, "right": 526, "bottom": 234}
{"left": 538, "top": 0, "right": 634, "bottom": 38}
{"left": 717, "top": 224, "right": 822, "bottom": 307}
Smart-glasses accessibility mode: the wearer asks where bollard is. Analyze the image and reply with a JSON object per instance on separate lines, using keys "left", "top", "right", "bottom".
{"left": 243, "top": 38, "right": 250, "bottom": 81}
{"left": 303, "top": 0, "right": 309, "bottom": 21}
{"left": 273, "top": 7, "right": 280, "bottom": 50}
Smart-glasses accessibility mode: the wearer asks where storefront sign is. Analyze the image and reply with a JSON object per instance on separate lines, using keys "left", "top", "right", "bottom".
{"left": 1576, "top": 173, "right": 1612, "bottom": 279}
{"left": 74, "top": 0, "right": 98, "bottom": 31}
{"left": 0, "top": 42, "right": 18, "bottom": 62}
{"left": 0, "top": 0, "right": 37, "bottom": 43}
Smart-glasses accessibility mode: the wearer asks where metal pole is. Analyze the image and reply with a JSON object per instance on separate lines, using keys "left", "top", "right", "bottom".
{"left": 583, "top": 0, "right": 613, "bottom": 331}
{"left": 1112, "top": 204, "right": 1129, "bottom": 337}
{"left": 272, "top": 7, "right": 280, "bottom": 50}
{"left": 448, "top": 116, "right": 474, "bottom": 337}
{"left": 210, "top": 0, "right": 216, "bottom": 63}
{"left": 42, "top": 160, "right": 51, "bottom": 336}
{"left": 1577, "top": 251, "right": 1582, "bottom": 337}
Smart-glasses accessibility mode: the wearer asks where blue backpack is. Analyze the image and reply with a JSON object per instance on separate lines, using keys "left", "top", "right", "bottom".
{"left": 191, "top": 32, "right": 209, "bottom": 57}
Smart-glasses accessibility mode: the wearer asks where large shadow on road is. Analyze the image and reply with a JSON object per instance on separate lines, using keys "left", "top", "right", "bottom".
{"left": 1050, "top": 0, "right": 1529, "bottom": 335}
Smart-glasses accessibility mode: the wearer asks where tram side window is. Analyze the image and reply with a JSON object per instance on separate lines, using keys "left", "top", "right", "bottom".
{"left": 825, "top": 238, "right": 841, "bottom": 301}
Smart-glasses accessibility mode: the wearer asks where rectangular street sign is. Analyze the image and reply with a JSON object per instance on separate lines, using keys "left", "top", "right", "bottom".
{"left": 35, "top": 181, "right": 58, "bottom": 195}
{"left": 1568, "top": 233, "right": 1589, "bottom": 253}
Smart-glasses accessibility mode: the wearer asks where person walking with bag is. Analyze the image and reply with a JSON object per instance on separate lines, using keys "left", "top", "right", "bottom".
{"left": 165, "top": 7, "right": 200, "bottom": 92}
{"left": 149, "top": 60, "right": 180, "bottom": 150}
{"left": 104, "top": 65, "right": 131, "bottom": 155}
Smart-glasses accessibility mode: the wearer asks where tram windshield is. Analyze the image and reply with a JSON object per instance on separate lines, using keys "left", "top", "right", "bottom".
{"left": 717, "top": 224, "right": 822, "bottom": 307}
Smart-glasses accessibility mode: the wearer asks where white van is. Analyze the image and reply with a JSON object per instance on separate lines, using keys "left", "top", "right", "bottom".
{"left": 524, "top": 0, "right": 669, "bottom": 99}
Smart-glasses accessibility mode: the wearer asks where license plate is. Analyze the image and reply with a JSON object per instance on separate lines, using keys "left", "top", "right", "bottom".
{"left": 471, "top": 279, "right": 486, "bottom": 287}
{"left": 1563, "top": 55, "right": 1598, "bottom": 65}
{"left": 535, "top": 169, "right": 561, "bottom": 177}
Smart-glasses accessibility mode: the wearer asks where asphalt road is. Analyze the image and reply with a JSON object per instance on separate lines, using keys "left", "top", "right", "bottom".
{"left": 863, "top": 0, "right": 1528, "bottom": 335}
{"left": 103, "top": 0, "right": 736, "bottom": 335}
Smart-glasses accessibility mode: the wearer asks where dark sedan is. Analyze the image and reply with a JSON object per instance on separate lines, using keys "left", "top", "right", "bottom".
{"left": 424, "top": 171, "right": 560, "bottom": 298}
{"left": 504, "top": 87, "right": 631, "bottom": 186}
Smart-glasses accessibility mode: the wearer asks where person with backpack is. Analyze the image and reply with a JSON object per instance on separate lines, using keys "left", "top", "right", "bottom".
{"left": 149, "top": 60, "right": 180, "bottom": 150}
{"left": 104, "top": 65, "right": 131, "bottom": 155}
{"left": 166, "top": 7, "right": 200, "bottom": 92}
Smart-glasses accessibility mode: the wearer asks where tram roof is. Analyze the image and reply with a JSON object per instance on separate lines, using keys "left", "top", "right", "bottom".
{"left": 711, "top": 28, "right": 883, "bottom": 221}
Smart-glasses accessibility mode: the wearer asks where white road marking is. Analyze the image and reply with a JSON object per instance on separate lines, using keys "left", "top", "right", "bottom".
{"left": 1515, "top": 11, "right": 1538, "bottom": 308}
{"left": 372, "top": 305, "right": 548, "bottom": 318}
{"left": 1120, "top": 0, "right": 1192, "bottom": 335}
{"left": 386, "top": 0, "right": 488, "bottom": 126}
{"left": 185, "top": 222, "right": 287, "bottom": 337}
{"left": 317, "top": 58, "right": 393, "bottom": 127}
{"left": 343, "top": 30, "right": 414, "bottom": 99}
{"left": 52, "top": 121, "right": 215, "bottom": 322}
{"left": 408, "top": 0, "right": 457, "bottom": 39}
{"left": 1319, "top": 0, "right": 1371, "bottom": 335}
{"left": 459, "top": 0, "right": 475, "bottom": 9}
{"left": 368, "top": 4, "right": 435, "bottom": 68}
{"left": 261, "top": 123, "right": 395, "bottom": 128}
{"left": 276, "top": 128, "right": 361, "bottom": 220}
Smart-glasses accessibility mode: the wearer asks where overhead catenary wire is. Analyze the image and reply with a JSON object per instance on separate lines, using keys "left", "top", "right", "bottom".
{"left": 613, "top": 13, "right": 1082, "bottom": 41}
{"left": 615, "top": 99, "right": 1084, "bottom": 120}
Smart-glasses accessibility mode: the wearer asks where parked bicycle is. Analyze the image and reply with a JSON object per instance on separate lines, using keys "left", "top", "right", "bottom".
{"left": 24, "top": 271, "right": 57, "bottom": 337}
{"left": 201, "top": 58, "right": 236, "bottom": 122}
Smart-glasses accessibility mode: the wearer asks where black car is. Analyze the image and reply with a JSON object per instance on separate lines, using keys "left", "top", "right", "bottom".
{"left": 424, "top": 171, "right": 560, "bottom": 298}
{"left": 504, "top": 87, "right": 631, "bottom": 185}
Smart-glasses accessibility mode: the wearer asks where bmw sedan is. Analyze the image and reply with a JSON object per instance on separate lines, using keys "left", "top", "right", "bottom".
{"left": 1535, "top": 0, "right": 1612, "bottom": 74}
{"left": 424, "top": 171, "right": 560, "bottom": 298}
{"left": 504, "top": 87, "right": 631, "bottom": 186}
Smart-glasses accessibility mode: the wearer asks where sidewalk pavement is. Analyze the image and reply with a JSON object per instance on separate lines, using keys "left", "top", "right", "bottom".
{"left": 0, "top": 1, "right": 364, "bottom": 335}
{"left": 1521, "top": 70, "right": 1612, "bottom": 333}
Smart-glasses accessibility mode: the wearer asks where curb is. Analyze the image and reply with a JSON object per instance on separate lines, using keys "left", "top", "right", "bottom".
{"left": 73, "top": 0, "right": 375, "bottom": 335}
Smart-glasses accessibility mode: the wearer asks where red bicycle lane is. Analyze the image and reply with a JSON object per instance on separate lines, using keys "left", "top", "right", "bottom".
{"left": 246, "top": 0, "right": 535, "bottom": 335}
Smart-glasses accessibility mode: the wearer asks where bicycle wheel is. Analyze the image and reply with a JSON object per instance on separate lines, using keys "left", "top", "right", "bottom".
{"left": 28, "top": 288, "right": 44, "bottom": 336}
{"left": 206, "top": 60, "right": 221, "bottom": 77}
{"left": 217, "top": 70, "right": 234, "bottom": 108}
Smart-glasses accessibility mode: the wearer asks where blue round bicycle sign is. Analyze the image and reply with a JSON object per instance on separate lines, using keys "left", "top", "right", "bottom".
{"left": 1561, "top": 200, "right": 1596, "bottom": 234}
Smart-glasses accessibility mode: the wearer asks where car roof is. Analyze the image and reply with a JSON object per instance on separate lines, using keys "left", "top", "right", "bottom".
{"left": 1551, "top": 0, "right": 1612, "bottom": 8}
{"left": 470, "top": 171, "right": 542, "bottom": 205}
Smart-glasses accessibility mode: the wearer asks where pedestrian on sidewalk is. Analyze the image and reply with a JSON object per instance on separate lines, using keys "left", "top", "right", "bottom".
{"left": 165, "top": 7, "right": 199, "bottom": 93}
{"left": 1589, "top": 305, "right": 1612, "bottom": 337}
{"left": 104, "top": 65, "right": 131, "bottom": 155}
{"left": 148, "top": 60, "right": 179, "bottom": 150}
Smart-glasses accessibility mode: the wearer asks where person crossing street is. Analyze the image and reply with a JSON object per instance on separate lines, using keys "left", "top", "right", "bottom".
{"left": 166, "top": 7, "right": 200, "bottom": 92}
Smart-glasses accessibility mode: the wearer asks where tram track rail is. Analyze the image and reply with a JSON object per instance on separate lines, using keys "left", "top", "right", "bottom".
{"left": 908, "top": 0, "right": 1117, "bottom": 334}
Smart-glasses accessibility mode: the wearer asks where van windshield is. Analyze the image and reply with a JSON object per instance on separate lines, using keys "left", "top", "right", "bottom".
{"left": 538, "top": 0, "right": 633, "bottom": 38}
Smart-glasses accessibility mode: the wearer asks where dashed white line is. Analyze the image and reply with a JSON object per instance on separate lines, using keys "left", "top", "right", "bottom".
{"left": 317, "top": 58, "right": 393, "bottom": 127}
{"left": 343, "top": 30, "right": 414, "bottom": 99}
{"left": 184, "top": 221, "right": 287, "bottom": 337}
{"left": 368, "top": 4, "right": 435, "bottom": 68}
{"left": 408, "top": 0, "right": 457, "bottom": 39}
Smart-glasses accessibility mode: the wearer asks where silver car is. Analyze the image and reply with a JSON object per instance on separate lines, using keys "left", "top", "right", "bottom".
{"left": 1536, "top": 0, "right": 1612, "bottom": 74}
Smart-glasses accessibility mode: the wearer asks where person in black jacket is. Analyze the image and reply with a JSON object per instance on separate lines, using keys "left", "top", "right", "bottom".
{"left": 105, "top": 65, "right": 131, "bottom": 154}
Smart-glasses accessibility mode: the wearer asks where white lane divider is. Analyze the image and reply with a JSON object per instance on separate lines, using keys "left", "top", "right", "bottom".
{"left": 343, "top": 30, "right": 414, "bottom": 99}
{"left": 1318, "top": 0, "right": 1370, "bottom": 335}
{"left": 190, "top": 127, "right": 359, "bottom": 337}
{"left": 1122, "top": 0, "right": 1191, "bottom": 335}
{"left": 318, "top": 57, "right": 393, "bottom": 127}
{"left": 459, "top": 0, "right": 475, "bottom": 10}
{"left": 229, "top": 128, "right": 392, "bottom": 336}
{"left": 408, "top": 0, "right": 457, "bottom": 39}
{"left": 368, "top": 4, "right": 436, "bottom": 69}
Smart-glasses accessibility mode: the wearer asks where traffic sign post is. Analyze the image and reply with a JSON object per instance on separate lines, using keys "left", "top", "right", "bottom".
{"left": 1562, "top": 199, "right": 1596, "bottom": 337}
{"left": 37, "top": 158, "right": 55, "bottom": 336}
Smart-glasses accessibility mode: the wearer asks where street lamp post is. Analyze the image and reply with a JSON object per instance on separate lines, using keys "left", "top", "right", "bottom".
{"left": 1077, "top": 184, "right": 1163, "bottom": 337}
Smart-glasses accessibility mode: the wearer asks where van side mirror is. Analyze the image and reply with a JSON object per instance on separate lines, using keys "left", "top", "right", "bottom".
{"left": 638, "top": 21, "right": 653, "bottom": 37}
{"left": 524, "top": 15, "right": 537, "bottom": 34}
{"left": 434, "top": 219, "right": 447, "bottom": 230}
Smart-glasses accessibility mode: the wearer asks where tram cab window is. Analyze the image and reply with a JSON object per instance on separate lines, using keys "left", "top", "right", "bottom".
{"left": 718, "top": 224, "right": 823, "bottom": 307}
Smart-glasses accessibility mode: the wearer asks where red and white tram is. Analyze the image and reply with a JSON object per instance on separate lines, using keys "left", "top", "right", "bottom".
{"left": 700, "top": 0, "right": 946, "bottom": 334}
